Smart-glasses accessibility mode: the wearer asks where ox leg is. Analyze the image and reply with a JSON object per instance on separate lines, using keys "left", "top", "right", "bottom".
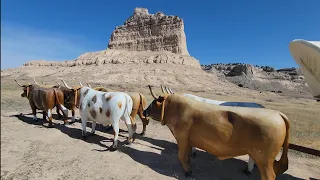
{"left": 47, "top": 109, "right": 53, "bottom": 128}
{"left": 58, "top": 104, "right": 69, "bottom": 125}
{"left": 43, "top": 111, "right": 47, "bottom": 121}
{"left": 80, "top": 114, "right": 88, "bottom": 138}
{"left": 256, "top": 161, "right": 276, "bottom": 180}
{"left": 110, "top": 122, "right": 120, "bottom": 150}
{"left": 56, "top": 106, "right": 62, "bottom": 119}
{"left": 140, "top": 117, "right": 149, "bottom": 136}
{"left": 90, "top": 121, "right": 96, "bottom": 135}
{"left": 177, "top": 138, "right": 193, "bottom": 179}
{"left": 71, "top": 108, "right": 76, "bottom": 123}
{"left": 122, "top": 116, "right": 135, "bottom": 145}
{"left": 31, "top": 105, "right": 37, "bottom": 121}
{"left": 242, "top": 156, "right": 255, "bottom": 175}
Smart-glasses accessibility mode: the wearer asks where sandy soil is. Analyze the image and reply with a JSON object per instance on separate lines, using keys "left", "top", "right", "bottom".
{"left": 1, "top": 64, "right": 320, "bottom": 180}
{"left": 1, "top": 109, "right": 320, "bottom": 180}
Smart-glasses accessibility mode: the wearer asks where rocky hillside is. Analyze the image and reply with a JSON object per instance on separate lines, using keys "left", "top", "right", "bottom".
{"left": 202, "top": 63, "right": 309, "bottom": 96}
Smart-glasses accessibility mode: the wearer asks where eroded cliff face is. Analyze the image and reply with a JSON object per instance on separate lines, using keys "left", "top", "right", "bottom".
{"left": 107, "top": 7, "right": 189, "bottom": 55}
{"left": 23, "top": 7, "right": 200, "bottom": 68}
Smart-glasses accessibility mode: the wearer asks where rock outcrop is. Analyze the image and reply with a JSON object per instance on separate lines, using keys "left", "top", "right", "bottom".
{"left": 23, "top": 49, "right": 200, "bottom": 67}
{"left": 23, "top": 7, "right": 201, "bottom": 68}
{"left": 226, "top": 64, "right": 256, "bottom": 76}
{"left": 107, "top": 7, "right": 189, "bottom": 55}
{"left": 202, "top": 63, "right": 309, "bottom": 95}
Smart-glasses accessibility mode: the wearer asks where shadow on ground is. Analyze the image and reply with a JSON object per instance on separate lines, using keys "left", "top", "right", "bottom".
{"left": 11, "top": 113, "right": 312, "bottom": 180}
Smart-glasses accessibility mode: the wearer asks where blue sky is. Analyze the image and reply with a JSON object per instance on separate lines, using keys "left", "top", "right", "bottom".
{"left": 1, "top": 0, "right": 319, "bottom": 70}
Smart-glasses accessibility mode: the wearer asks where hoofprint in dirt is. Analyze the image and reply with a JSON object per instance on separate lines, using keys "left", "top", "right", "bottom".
{"left": 1, "top": 111, "right": 320, "bottom": 180}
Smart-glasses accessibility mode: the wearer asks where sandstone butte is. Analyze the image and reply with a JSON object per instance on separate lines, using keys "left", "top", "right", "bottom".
{"left": 23, "top": 7, "right": 201, "bottom": 68}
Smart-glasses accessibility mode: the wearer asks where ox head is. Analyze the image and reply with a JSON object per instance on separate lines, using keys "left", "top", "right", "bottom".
{"left": 14, "top": 79, "right": 39, "bottom": 98}
{"left": 60, "top": 79, "right": 83, "bottom": 108}
{"left": 143, "top": 85, "right": 169, "bottom": 125}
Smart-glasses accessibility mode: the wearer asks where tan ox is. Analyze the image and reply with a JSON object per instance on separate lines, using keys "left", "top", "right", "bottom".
{"left": 86, "top": 82, "right": 149, "bottom": 136}
{"left": 143, "top": 85, "right": 290, "bottom": 180}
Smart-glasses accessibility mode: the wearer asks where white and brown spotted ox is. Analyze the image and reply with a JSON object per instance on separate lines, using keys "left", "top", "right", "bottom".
{"left": 15, "top": 79, "right": 69, "bottom": 127}
{"left": 86, "top": 82, "right": 150, "bottom": 136}
{"left": 143, "top": 85, "right": 290, "bottom": 180}
{"left": 76, "top": 86, "right": 136, "bottom": 150}
{"left": 161, "top": 85, "right": 265, "bottom": 174}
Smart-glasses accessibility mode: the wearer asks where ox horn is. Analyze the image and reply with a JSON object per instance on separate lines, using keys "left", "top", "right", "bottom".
{"left": 148, "top": 85, "right": 157, "bottom": 99}
{"left": 163, "top": 86, "right": 171, "bottom": 94}
{"left": 167, "top": 87, "right": 174, "bottom": 94}
{"left": 86, "top": 82, "right": 92, "bottom": 88}
{"left": 33, "top": 78, "right": 38, "bottom": 84}
{"left": 61, "top": 79, "right": 72, "bottom": 89}
{"left": 160, "top": 85, "right": 166, "bottom": 94}
{"left": 14, "top": 79, "right": 24, "bottom": 87}
{"left": 79, "top": 80, "right": 83, "bottom": 87}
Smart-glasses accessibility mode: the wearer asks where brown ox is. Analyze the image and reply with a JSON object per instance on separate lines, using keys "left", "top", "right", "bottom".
{"left": 33, "top": 78, "right": 68, "bottom": 118}
{"left": 15, "top": 79, "right": 69, "bottom": 127}
{"left": 86, "top": 82, "right": 149, "bottom": 136}
{"left": 143, "top": 85, "right": 290, "bottom": 180}
{"left": 34, "top": 78, "right": 78, "bottom": 122}
{"left": 59, "top": 79, "right": 86, "bottom": 122}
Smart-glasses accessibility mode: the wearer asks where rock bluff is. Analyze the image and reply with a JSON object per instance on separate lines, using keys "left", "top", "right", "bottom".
{"left": 108, "top": 7, "right": 189, "bottom": 55}
{"left": 23, "top": 7, "right": 200, "bottom": 68}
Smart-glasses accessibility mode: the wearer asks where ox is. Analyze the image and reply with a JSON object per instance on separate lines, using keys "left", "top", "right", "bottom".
{"left": 76, "top": 86, "right": 136, "bottom": 150}
{"left": 15, "top": 79, "right": 69, "bottom": 127}
{"left": 161, "top": 85, "right": 265, "bottom": 174}
{"left": 143, "top": 85, "right": 290, "bottom": 180}
{"left": 59, "top": 79, "right": 88, "bottom": 123}
{"left": 86, "top": 82, "right": 150, "bottom": 136}
{"left": 33, "top": 78, "right": 71, "bottom": 120}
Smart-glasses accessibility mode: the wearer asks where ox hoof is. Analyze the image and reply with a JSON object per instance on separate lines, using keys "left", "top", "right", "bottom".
{"left": 89, "top": 132, "right": 95, "bottom": 136}
{"left": 242, "top": 169, "right": 252, "bottom": 176}
{"left": 109, "top": 145, "right": 117, "bottom": 152}
{"left": 185, "top": 171, "right": 194, "bottom": 180}
{"left": 139, "top": 131, "right": 146, "bottom": 136}
{"left": 127, "top": 138, "right": 134, "bottom": 145}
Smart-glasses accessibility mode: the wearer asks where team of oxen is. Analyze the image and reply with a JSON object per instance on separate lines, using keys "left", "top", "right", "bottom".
{"left": 15, "top": 78, "right": 290, "bottom": 180}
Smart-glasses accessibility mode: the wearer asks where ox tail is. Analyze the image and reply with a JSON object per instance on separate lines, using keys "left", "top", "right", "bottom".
{"left": 138, "top": 93, "right": 146, "bottom": 119}
{"left": 124, "top": 94, "right": 136, "bottom": 131}
{"left": 273, "top": 112, "right": 290, "bottom": 175}
{"left": 53, "top": 88, "right": 69, "bottom": 119}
